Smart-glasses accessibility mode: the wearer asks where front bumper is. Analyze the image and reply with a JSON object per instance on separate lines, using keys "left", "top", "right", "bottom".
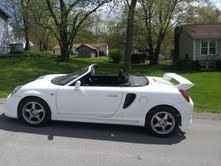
{"left": 173, "top": 98, "right": 194, "bottom": 130}
{"left": 4, "top": 94, "right": 22, "bottom": 119}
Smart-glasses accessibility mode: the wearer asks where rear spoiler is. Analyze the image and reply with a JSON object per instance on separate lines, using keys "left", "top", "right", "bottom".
{"left": 163, "top": 73, "right": 194, "bottom": 90}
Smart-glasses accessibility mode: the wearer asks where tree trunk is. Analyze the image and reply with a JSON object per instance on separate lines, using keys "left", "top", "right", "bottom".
{"left": 24, "top": 25, "right": 30, "bottom": 50}
{"left": 150, "top": 51, "right": 160, "bottom": 65}
{"left": 59, "top": 40, "right": 70, "bottom": 61}
{"left": 124, "top": 0, "right": 137, "bottom": 73}
{"left": 173, "top": 26, "right": 181, "bottom": 68}
{"left": 59, "top": 38, "right": 70, "bottom": 61}
{"left": 150, "top": 40, "right": 161, "bottom": 65}
{"left": 59, "top": 1, "right": 70, "bottom": 61}
{"left": 42, "top": 33, "right": 49, "bottom": 51}
{"left": 148, "top": 41, "right": 155, "bottom": 64}
{"left": 39, "top": 38, "right": 43, "bottom": 51}
{"left": 21, "top": 0, "right": 30, "bottom": 51}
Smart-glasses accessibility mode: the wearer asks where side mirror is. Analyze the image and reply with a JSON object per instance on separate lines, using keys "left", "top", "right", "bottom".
{"left": 74, "top": 81, "right": 81, "bottom": 91}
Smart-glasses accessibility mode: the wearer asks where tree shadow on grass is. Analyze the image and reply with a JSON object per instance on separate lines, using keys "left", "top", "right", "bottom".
{"left": 0, "top": 114, "right": 186, "bottom": 145}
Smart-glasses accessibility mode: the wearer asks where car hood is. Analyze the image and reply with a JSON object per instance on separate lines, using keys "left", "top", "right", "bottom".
{"left": 21, "top": 74, "right": 64, "bottom": 90}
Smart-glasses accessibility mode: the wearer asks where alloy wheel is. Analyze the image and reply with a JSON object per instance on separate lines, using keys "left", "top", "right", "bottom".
{"left": 22, "top": 101, "right": 46, "bottom": 125}
{"left": 150, "top": 111, "right": 175, "bottom": 135}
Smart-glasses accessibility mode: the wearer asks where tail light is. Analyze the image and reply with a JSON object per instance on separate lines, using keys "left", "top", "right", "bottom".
{"left": 179, "top": 89, "right": 190, "bottom": 102}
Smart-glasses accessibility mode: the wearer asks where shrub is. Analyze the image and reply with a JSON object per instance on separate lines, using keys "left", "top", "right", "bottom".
{"left": 10, "top": 50, "right": 24, "bottom": 54}
{"left": 109, "top": 49, "right": 124, "bottom": 63}
{"left": 22, "top": 51, "right": 56, "bottom": 58}
{"left": 216, "top": 60, "right": 221, "bottom": 71}
{"left": 174, "top": 59, "right": 200, "bottom": 71}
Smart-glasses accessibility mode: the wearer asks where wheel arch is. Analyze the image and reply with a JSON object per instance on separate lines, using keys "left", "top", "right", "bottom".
{"left": 145, "top": 105, "right": 181, "bottom": 126}
{"left": 17, "top": 96, "right": 52, "bottom": 120}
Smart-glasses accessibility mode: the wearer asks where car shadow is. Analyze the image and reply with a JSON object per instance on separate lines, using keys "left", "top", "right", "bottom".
{"left": 0, "top": 114, "right": 186, "bottom": 145}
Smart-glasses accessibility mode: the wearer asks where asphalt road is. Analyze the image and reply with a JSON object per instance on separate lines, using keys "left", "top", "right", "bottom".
{"left": 0, "top": 103, "right": 221, "bottom": 166}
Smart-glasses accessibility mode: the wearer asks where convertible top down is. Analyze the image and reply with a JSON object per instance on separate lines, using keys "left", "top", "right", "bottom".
{"left": 5, "top": 64, "right": 194, "bottom": 137}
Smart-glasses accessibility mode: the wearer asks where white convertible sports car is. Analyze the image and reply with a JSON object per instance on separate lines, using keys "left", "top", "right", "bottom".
{"left": 5, "top": 64, "right": 194, "bottom": 137}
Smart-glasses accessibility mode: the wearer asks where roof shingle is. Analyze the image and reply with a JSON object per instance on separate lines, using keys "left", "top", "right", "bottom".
{"left": 182, "top": 24, "right": 221, "bottom": 38}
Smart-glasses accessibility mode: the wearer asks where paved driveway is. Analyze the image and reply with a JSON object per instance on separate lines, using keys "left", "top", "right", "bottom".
{"left": 0, "top": 103, "right": 221, "bottom": 166}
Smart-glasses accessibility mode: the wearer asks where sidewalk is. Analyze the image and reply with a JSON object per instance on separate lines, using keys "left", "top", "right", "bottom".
{"left": 0, "top": 98, "right": 5, "bottom": 104}
{"left": 0, "top": 99, "right": 5, "bottom": 114}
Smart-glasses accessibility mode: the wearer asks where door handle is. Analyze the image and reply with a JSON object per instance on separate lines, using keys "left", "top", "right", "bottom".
{"left": 107, "top": 94, "right": 118, "bottom": 97}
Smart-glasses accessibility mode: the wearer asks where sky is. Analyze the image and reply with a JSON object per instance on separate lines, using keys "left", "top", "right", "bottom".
{"left": 212, "top": 0, "right": 221, "bottom": 9}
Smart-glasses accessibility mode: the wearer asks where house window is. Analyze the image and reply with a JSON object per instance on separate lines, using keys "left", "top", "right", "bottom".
{"left": 209, "top": 41, "right": 216, "bottom": 54}
{"left": 201, "top": 41, "right": 208, "bottom": 55}
{"left": 200, "top": 40, "right": 216, "bottom": 55}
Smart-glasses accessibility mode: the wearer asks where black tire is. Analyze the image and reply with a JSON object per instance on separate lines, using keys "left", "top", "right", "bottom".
{"left": 145, "top": 106, "right": 179, "bottom": 137}
{"left": 18, "top": 97, "right": 51, "bottom": 127}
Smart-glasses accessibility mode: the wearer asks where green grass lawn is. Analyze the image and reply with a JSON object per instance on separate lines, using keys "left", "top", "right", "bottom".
{"left": 0, "top": 51, "right": 220, "bottom": 113}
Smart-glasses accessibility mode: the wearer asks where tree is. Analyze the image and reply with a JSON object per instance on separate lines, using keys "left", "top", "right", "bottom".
{"left": 6, "top": 0, "right": 33, "bottom": 50}
{"left": 27, "top": 0, "right": 60, "bottom": 51}
{"left": 103, "top": 19, "right": 127, "bottom": 50}
{"left": 20, "top": 0, "right": 31, "bottom": 50}
{"left": 133, "top": 0, "right": 220, "bottom": 65}
{"left": 123, "top": 0, "right": 137, "bottom": 72}
{"left": 44, "top": 0, "right": 111, "bottom": 61}
{"left": 29, "top": 26, "right": 57, "bottom": 51}
{"left": 138, "top": 0, "right": 183, "bottom": 65}
{"left": 178, "top": 5, "right": 221, "bottom": 24}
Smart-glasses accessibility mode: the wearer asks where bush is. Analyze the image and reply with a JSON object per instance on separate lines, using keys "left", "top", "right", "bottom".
{"left": 109, "top": 49, "right": 124, "bottom": 63}
{"left": 173, "top": 59, "right": 200, "bottom": 71}
{"left": 22, "top": 51, "right": 57, "bottom": 58}
{"left": 10, "top": 50, "right": 24, "bottom": 54}
{"left": 216, "top": 60, "right": 221, "bottom": 71}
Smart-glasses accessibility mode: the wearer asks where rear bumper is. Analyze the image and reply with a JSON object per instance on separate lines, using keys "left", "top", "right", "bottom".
{"left": 4, "top": 94, "right": 21, "bottom": 119}
{"left": 173, "top": 98, "right": 194, "bottom": 129}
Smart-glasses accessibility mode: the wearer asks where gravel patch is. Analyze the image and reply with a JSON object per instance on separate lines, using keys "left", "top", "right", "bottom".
{"left": 193, "top": 112, "right": 221, "bottom": 121}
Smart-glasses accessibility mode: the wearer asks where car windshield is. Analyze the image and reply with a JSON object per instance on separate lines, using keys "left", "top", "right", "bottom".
{"left": 52, "top": 67, "right": 89, "bottom": 85}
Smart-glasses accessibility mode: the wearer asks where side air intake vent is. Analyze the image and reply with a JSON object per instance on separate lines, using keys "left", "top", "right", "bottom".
{"left": 123, "top": 93, "right": 136, "bottom": 109}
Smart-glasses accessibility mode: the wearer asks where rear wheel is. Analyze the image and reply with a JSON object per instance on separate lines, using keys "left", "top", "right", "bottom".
{"left": 146, "top": 106, "right": 179, "bottom": 137}
{"left": 18, "top": 97, "right": 51, "bottom": 127}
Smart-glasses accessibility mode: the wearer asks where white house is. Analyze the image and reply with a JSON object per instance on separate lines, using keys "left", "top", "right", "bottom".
{"left": 10, "top": 38, "right": 34, "bottom": 52}
{"left": 90, "top": 43, "right": 109, "bottom": 56}
{"left": 53, "top": 43, "right": 109, "bottom": 57}
{"left": 0, "top": 8, "right": 10, "bottom": 55}
{"left": 174, "top": 24, "right": 221, "bottom": 69}
{"left": 175, "top": 24, "right": 221, "bottom": 61}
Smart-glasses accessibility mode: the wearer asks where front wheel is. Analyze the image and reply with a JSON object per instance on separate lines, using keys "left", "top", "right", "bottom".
{"left": 146, "top": 106, "right": 179, "bottom": 137}
{"left": 18, "top": 97, "right": 51, "bottom": 127}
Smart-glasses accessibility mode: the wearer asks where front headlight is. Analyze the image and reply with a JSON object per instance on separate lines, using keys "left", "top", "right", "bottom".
{"left": 11, "top": 86, "right": 22, "bottom": 96}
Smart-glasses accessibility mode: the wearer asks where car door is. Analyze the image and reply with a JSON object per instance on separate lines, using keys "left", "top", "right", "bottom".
{"left": 56, "top": 86, "right": 123, "bottom": 117}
